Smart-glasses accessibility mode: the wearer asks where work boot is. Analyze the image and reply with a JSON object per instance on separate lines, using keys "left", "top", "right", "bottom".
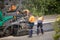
{"left": 41, "top": 28, "right": 44, "bottom": 34}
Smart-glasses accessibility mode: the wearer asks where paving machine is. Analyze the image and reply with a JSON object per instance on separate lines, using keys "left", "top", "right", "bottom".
{"left": 0, "top": 9, "right": 29, "bottom": 37}
{"left": 0, "top": 0, "right": 29, "bottom": 37}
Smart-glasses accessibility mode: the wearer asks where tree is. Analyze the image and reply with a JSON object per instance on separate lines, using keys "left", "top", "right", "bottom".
{"left": 22, "top": 0, "right": 60, "bottom": 16}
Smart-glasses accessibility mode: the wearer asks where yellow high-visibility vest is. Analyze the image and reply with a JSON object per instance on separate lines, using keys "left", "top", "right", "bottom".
{"left": 38, "top": 16, "right": 44, "bottom": 22}
{"left": 29, "top": 16, "right": 35, "bottom": 23}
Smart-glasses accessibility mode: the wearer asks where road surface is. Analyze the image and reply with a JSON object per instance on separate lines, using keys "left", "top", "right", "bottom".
{"left": 0, "top": 31, "right": 55, "bottom": 40}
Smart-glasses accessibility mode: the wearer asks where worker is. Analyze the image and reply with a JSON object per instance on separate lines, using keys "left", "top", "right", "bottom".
{"left": 37, "top": 16, "right": 44, "bottom": 35}
{"left": 8, "top": 4, "right": 16, "bottom": 11}
{"left": 11, "top": 4, "right": 16, "bottom": 11}
{"left": 23, "top": 9, "right": 30, "bottom": 17}
{"left": 28, "top": 15, "right": 35, "bottom": 37}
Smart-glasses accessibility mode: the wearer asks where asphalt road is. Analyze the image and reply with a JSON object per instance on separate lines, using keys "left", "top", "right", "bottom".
{"left": 0, "top": 31, "right": 55, "bottom": 40}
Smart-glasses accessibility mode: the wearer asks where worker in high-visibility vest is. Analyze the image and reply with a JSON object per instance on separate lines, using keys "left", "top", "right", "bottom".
{"left": 37, "top": 16, "right": 44, "bottom": 35}
{"left": 28, "top": 15, "right": 35, "bottom": 37}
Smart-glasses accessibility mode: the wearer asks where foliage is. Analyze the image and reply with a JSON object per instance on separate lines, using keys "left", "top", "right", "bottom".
{"left": 22, "top": 0, "right": 60, "bottom": 16}
{"left": 54, "top": 34, "right": 60, "bottom": 40}
{"left": 53, "top": 15, "right": 60, "bottom": 40}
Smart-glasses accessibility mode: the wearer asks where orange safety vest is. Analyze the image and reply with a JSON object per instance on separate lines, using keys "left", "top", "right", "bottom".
{"left": 29, "top": 16, "right": 35, "bottom": 23}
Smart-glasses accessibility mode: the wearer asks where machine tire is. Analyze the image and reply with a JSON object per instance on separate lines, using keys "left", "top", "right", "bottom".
{"left": 12, "top": 25, "right": 22, "bottom": 36}
{"left": 4, "top": 27, "right": 12, "bottom": 36}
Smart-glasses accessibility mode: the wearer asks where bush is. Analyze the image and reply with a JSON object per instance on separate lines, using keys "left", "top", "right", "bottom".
{"left": 54, "top": 34, "right": 60, "bottom": 40}
{"left": 53, "top": 15, "right": 60, "bottom": 40}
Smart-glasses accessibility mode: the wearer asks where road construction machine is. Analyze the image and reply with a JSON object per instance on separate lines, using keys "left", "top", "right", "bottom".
{"left": 0, "top": 0, "right": 29, "bottom": 37}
